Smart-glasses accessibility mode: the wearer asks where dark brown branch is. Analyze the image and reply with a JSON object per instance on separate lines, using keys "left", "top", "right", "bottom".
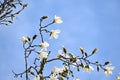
{"left": 24, "top": 49, "right": 28, "bottom": 80}
{"left": 0, "top": 0, "right": 27, "bottom": 26}
{"left": 38, "top": 51, "right": 51, "bottom": 75}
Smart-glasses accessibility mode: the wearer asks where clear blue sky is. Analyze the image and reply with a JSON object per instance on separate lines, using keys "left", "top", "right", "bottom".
{"left": 0, "top": 0, "right": 120, "bottom": 80}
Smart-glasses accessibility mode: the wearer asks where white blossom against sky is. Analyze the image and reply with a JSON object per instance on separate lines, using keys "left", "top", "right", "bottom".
{"left": 0, "top": 0, "right": 120, "bottom": 80}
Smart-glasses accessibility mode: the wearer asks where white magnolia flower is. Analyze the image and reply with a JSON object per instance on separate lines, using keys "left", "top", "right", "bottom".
{"left": 38, "top": 51, "right": 48, "bottom": 58}
{"left": 59, "top": 66, "right": 69, "bottom": 73}
{"left": 104, "top": 65, "right": 115, "bottom": 76}
{"left": 50, "top": 75, "right": 58, "bottom": 80}
{"left": 40, "top": 41, "right": 49, "bottom": 50}
{"left": 52, "top": 66, "right": 61, "bottom": 74}
{"left": 50, "top": 29, "right": 61, "bottom": 39}
{"left": 116, "top": 76, "right": 120, "bottom": 80}
{"left": 83, "top": 65, "right": 94, "bottom": 73}
{"left": 21, "top": 36, "right": 29, "bottom": 43}
{"left": 53, "top": 15, "right": 63, "bottom": 24}
{"left": 34, "top": 75, "right": 40, "bottom": 80}
{"left": 52, "top": 66, "right": 69, "bottom": 74}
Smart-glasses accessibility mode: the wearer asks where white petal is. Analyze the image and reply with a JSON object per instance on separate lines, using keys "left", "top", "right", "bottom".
{"left": 89, "top": 66, "right": 94, "bottom": 70}
{"left": 54, "top": 29, "right": 61, "bottom": 33}
{"left": 53, "top": 15, "right": 63, "bottom": 24}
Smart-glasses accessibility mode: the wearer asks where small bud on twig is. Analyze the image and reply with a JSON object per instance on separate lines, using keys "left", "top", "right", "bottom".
{"left": 92, "top": 48, "right": 98, "bottom": 54}
{"left": 80, "top": 48, "right": 84, "bottom": 54}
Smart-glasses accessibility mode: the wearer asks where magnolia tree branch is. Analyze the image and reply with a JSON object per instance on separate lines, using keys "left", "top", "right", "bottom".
{"left": 13, "top": 16, "right": 114, "bottom": 80}
{"left": 0, "top": 0, "right": 27, "bottom": 26}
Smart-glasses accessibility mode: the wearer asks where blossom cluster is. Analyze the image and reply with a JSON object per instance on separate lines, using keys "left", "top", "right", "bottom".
{"left": 14, "top": 15, "right": 114, "bottom": 80}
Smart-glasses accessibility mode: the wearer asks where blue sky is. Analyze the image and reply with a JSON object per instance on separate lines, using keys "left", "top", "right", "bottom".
{"left": 0, "top": 0, "right": 120, "bottom": 80}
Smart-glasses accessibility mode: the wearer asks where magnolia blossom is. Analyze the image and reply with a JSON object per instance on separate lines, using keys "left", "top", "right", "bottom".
{"left": 38, "top": 51, "right": 48, "bottom": 58}
{"left": 52, "top": 66, "right": 61, "bottom": 74}
{"left": 50, "top": 75, "right": 58, "bottom": 80}
{"left": 83, "top": 65, "right": 94, "bottom": 73}
{"left": 40, "top": 41, "right": 49, "bottom": 50}
{"left": 116, "top": 76, "right": 120, "bottom": 80}
{"left": 104, "top": 65, "right": 115, "bottom": 76}
{"left": 52, "top": 66, "right": 68, "bottom": 74}
{"left": 34, "top": 75, "right": 40, "bottom": 80}
{"left": 21, "top": 36, "right": 29, "bottom": 43}
{"left": 53, "top": 15, "right": 63, "bottom": 24}
{"left": 50, "top": 29, "right": 61, "bottom": 39}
